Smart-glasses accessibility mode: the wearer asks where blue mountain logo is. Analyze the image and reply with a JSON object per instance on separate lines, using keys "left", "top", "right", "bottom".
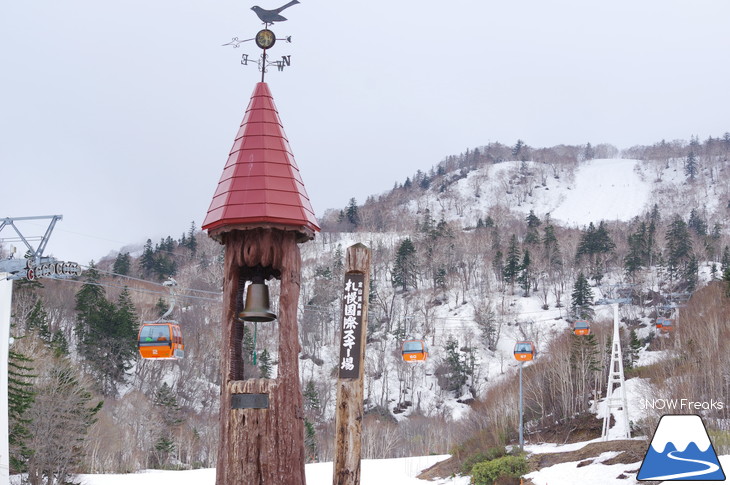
{"left": 637, "top": 414, "right": 725, "bottom": 481}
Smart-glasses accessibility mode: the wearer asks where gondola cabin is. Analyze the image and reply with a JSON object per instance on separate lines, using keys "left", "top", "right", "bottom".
{"left": 514, "top": 341, "right": 536, "bottom": 362}
{"left": 574, "top": 320, "right": 591, "bottom": 336}
{"left": 659, "top": 318, "right": 673, "bottom": 332}
{"left": 402, "top": 339, "right": 428, "bottom": 362}
{"left": 138, "top": 322, "right": 185, "bottom": 359}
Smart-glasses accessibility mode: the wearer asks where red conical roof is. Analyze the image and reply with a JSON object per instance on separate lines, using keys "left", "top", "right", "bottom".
{"left": 203, "top": 82, "right": 320, "bottom": 240}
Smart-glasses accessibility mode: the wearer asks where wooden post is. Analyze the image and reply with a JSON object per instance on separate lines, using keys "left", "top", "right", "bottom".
{"left": 333, "top": 243, "right": 371, "bottom": 485}
{"left": 216, "top": 228, "right": 307, "bottom": 485}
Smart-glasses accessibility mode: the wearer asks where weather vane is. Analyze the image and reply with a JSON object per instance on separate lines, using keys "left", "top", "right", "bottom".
{"left": 222, "top": 0, "right": 299, "bottom": 82}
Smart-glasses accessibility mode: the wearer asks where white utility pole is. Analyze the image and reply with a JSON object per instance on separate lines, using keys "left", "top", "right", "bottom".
{"left": 602, "top": 303, "right": 630, "bottom": 440}
{"left": 0, "top": 273, "right": 12, "bottom": 483}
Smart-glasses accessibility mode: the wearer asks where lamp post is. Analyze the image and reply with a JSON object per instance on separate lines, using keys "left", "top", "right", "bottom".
{"left": 519, "top": 361, "right": 524, "bottom": 451}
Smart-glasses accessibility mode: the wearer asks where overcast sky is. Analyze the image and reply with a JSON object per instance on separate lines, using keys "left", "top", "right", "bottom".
{"left": 1, "top": 0, "right": 729, "bottom": 265}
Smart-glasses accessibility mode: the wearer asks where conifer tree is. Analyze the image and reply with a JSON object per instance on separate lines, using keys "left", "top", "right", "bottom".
{"left": 503, "top": 234, "right": 521, "bottom": 293}
{"left": 524, "top": 211, "right": 541, "bottom": 245}
{"left": 75, "top": 268, "right": 138, "bottom": 396}
{"left": 666, "top": 215, "right": 692, "bottom": 283}
{"left": 512, "top": 139, "right": 526, "bottom": 159}
{"left": 139, "top": 239, "right": 156, "bottom": 276}
{"left": 258, "top": 348, "right": 272, "bottom": 378}
{"left": 304, "top": 420, "right": 318, "bottom": 462}
{"left": 8, "top": 349, "right": 35, "bottom": 473}
{"left": 474, "top": 301, "right": 499, "bottom": 351}
{"left": 685, "top": 150, "right": 698, "bottom": 181}
{"left": 542, "top": 223, "right": 562, "bottom": 271}
{"left": 152, "top": 382, "right": 184, "bottom": 468}
{"left": 571, "top": 272, "right": 595, "bottom": 320}
{"left": 518, "top": 249, "right": 532, "bottom": 296}
{"left": 186, "top": 220, "right": 197, "bottom": 254}
{"left": 441, "top": 336, "right": 469, "bottom": 396}
{"left": 584, "top": 142, "right": 595, "bottom": 160}
{"left": 576, "top": 221, "right": 615, "bottom": 284}
{"left": 624, "top": 223, "right": 648, "bottom": 278}
{"left": 626, "top": 329, "right": 642, "bottom": 369}
{"left": 721, "top": 246, "right": 730, "bottom": 274}
{"left": 684, "top": 253, "right": 699, "bottom": 292}
{"left": 112, "top": 252, "right": 131, "bottom": 276}
{"left": 526, "top": 210, "right": 541, "bottom": 229}
{"left": 26, "top": 299, "right": 51, "bottom": 343}
{"left": 344, "top": 198, "right": 360, "bottom": 228}
{"left": 392, "top": 238, "right": 417, "bottom": 291}
{"left": 302, "top": 380, "right": 321, "bottom": 420}
{"left": 687, "top": 208, "right": 707, "bottom": 236}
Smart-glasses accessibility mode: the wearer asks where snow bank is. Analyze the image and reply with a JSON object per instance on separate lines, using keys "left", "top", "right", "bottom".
{"left": 65, "top": 455, "right": 455, "bottom": 485}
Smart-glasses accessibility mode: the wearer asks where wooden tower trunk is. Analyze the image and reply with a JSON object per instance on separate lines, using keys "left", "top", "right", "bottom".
{"left": 217, "top": 229, "right": 306, "bottom": 484}
{"left": 202, "top": 82, "right": 319, "bottom": 485}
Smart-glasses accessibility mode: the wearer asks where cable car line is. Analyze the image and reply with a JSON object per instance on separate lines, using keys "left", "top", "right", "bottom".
{"left": 84, "top": 266, "right": 223, "bottom": 296}
{"left": 48, "top": 277, "right": 222, "bottom": 303}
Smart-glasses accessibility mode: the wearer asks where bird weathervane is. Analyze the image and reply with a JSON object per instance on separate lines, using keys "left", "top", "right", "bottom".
{"left": 222, "top": 0, "right": 299, "bottom": 82}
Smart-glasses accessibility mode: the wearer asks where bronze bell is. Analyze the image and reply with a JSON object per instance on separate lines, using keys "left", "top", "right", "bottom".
{"left": 239, "top": 282, "right": 277, "bottom": 322}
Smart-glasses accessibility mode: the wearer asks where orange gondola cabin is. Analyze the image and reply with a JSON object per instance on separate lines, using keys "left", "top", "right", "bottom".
{"left": 514, "top": 341, "right": 536, "bottom": 362}
{"left": 402, "top": 339, "right": 428, "bottom": 362}
{"left": 573, "top": 320, "right": 591, "bottom": 336}
{"left": 138, "top": 322, "right": 185, "bottom": 359}
{"left": 658, "top": 318, "right": 673, "bottom": 332}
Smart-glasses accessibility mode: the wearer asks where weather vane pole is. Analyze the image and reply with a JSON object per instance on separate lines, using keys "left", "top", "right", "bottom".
{"left": 223, "top": 0, "right": 299, "bottom": 82}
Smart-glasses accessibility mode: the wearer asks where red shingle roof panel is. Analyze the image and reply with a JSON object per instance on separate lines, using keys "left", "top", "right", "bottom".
{"left": 203, "top": 82, "right": 319, "bottom": 237}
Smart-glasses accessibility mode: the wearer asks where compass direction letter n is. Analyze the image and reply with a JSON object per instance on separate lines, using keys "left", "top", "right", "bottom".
{"left": 276, "top": 55, "right": 291, "bottom": 71}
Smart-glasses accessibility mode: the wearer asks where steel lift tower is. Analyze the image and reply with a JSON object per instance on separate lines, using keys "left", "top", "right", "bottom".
{"left": 602, "top": 303, "right": 631, "bottom": 440}
{"left": 0, "top": 215, "right": 70, "bottom": 482}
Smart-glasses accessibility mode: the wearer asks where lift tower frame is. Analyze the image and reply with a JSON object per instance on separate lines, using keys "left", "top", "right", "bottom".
{"left": 0, "top": 215, "right": 63, "bottom": 482}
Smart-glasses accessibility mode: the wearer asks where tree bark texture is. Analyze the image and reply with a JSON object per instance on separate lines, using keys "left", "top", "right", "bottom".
{"left": 216, "top": 228, "right": 306, "bottom": 485}
{"left": 333, "top": 243, "right": 371, "bottom": 485}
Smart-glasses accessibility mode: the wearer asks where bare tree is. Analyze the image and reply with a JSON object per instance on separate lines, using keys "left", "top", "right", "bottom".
{"left": 26, "top": 348, "right": 102, "bottom": 485}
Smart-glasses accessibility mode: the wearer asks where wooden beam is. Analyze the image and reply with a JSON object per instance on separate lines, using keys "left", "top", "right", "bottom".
{"left": 333, "top": 243, "right": 371, "bottom": 485}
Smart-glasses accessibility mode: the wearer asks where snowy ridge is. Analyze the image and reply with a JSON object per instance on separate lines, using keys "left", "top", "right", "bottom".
{"left": 401, "top": 157, "right": 677, "bottom": 230}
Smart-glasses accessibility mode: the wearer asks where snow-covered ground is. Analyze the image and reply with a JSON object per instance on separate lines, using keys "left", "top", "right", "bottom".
{"left": 29, "top": 455, "right": 463, "bottom": 485}
{"left": 549, "top": 159, "right": 651, "bottom": 226}
{"left": 526, "top": 452, "right": 730, "bottom": 484}
{"left": 16, "top": 450, "right": 727, "bottom": 484}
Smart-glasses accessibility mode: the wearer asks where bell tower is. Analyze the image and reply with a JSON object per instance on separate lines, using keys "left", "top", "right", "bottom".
{"left": 203, "top": 81, "right": 319, "bottom": 485}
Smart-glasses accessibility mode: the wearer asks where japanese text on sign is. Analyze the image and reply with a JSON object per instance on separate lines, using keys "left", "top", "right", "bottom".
{"left": 338, "top": 272, "right": 365, "bottom": 379}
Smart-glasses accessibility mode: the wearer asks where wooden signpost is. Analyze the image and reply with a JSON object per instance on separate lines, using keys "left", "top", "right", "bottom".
{"left": 333, "top": 243, "right": 371, "bottom": 485}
